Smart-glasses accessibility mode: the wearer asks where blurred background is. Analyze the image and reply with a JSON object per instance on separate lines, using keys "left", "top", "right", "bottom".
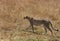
{"left": 0, "top": 0, "right": 60, "bottom": 41}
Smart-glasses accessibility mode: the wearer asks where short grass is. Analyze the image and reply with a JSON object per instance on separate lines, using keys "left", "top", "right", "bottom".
{"left": 0, "top": 0, "right": 60, "bottom": 41}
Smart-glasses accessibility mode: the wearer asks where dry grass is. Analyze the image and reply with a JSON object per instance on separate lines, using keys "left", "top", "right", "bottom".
{"left": 0, "top": 0, "right": 60, "bottom": 41}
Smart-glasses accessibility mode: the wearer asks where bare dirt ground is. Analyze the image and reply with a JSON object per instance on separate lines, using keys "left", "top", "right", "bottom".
{"left": 0, "top": 0, "right": 60, "bottom": 41}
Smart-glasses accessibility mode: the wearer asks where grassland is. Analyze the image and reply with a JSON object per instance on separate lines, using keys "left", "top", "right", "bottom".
{"left": 0, "top": 0, "right": 60, "bottom": 41}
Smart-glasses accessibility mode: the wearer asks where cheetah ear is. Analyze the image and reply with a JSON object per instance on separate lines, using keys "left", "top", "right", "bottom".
{"left": 31, "top": 18, "right": 33, "bottom": 20}
{"left": 26, "top": 16, "right": 28, "bottom": 17}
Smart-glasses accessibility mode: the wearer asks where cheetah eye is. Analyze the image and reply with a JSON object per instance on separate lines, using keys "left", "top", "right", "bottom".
{"left": 24, "top": 17, "right": 25, "bottom": 19}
